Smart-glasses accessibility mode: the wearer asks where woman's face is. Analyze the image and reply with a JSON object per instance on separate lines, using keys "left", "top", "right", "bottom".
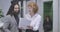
{"left": 28, "top": 6, "right": 34, "bottom": 15}
{"left": 46, "top": 17, "right": 49, "bottom": 21}
{"left": 14, "top": 4, "right": 19, "bottom": 13}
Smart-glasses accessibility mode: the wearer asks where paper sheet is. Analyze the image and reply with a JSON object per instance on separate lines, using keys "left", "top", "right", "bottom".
{"left": 19, "top": 18, "right": 31, "bottom": 29}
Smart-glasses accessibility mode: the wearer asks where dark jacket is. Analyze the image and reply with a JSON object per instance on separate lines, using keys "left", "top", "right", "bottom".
{"left": 43, "top": 19, "right": 52, "bottom": 31}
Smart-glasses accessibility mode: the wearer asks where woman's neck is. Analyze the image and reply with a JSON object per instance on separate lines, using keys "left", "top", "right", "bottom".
{"left": 30, "top": 13, "right": 35, "bottom": 17}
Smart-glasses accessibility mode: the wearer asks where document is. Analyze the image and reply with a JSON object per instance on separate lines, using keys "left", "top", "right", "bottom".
{"left": 19, "top": 18, "right": 31, "bottom": 29}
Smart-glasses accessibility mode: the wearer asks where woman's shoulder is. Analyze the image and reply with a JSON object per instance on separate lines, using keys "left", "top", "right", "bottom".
{"left": 5, "top": 15, "right": 11, "bottom": 18}
{"left": 1, "top": 15, "right": 11, "bottom": 22}
{"left": 36, "top": 14, "right": 41, "bottom": 18}
{"left": 3, "top": 15, "right": 11, "bottom": 20}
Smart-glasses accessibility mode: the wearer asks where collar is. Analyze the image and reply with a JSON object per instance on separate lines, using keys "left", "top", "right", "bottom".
{"left": 26, "top": 13, "right": 38, "bottom": 20}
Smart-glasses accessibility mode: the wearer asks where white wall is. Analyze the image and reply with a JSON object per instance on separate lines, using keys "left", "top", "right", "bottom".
{"left": 0, "top": 1, "right": 1, "bottom": 9}
{"left": 37, "top": 0, "right": 44, "bottom": 32}
{"left": 59, "top": 0, "right": 60, "bottom": 32}
{"left": 53, "top": 0, "right": 59, "bottom": 32}
{"left": 0, "top": 0, "right": 2, "bottom": 9}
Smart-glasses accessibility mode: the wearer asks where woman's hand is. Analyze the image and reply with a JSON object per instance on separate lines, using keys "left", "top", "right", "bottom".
{"left": 27, "top": 26, "right": 33, "bottom": 29}
{"left": 18, "top": 27, "right": 24, "bottom": 30}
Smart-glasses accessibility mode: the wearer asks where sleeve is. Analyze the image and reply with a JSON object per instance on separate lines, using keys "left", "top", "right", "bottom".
{"left": 33, "top": 16, "right": 41, "bottom": 31}
{"left": 3, "top": 15, "right": 11, "bottom": 32}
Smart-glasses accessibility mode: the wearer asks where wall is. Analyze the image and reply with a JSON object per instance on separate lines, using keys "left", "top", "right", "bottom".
{"left": 37, "top": 0, "right": 44, "bottom": 32}
{"left": 59, "top": 0, "right": 60, "bottom": 32}
{"left": 0, "top": 0, "right": 2, "bottom": 9}
{"left": 53, "top": 0, "right": 59, "bottom": 32}
{"left": 0, "top": 0, "right": 11, "bottom": 16}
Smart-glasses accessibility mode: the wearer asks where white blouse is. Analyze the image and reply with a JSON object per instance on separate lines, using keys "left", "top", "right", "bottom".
{"left": 25, "top": 13, "right": 41, "bottom": 31}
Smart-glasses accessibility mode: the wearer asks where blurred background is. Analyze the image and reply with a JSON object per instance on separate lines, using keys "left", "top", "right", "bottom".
{"left": 0, "top": 0, "right": 60, "bottom": 32}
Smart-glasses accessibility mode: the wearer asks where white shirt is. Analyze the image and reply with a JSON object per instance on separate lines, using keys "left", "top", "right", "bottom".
{"left": 25, "top": 13, "right": 41, "bottom": 31}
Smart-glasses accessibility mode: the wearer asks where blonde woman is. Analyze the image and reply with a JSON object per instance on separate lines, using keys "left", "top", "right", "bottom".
{"left": 25, "top": 2, "right": 41, "bottom": 32}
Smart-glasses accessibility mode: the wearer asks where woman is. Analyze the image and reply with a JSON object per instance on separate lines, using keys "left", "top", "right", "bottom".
{"left": 43, "top": 16, "right": 52, "bottom": 32}
{"left": 2, "top": 2, "right": 21, "bottom": 32}
{"left": 25, "top": 2, "right": 41, "bottom": 32}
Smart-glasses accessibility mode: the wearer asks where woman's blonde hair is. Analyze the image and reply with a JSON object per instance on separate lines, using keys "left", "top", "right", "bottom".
{"left": 28, "top": 2, "right": 38, "bottom": 14}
